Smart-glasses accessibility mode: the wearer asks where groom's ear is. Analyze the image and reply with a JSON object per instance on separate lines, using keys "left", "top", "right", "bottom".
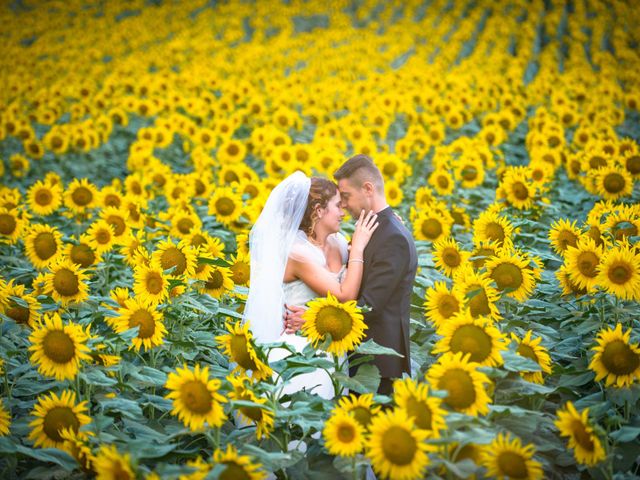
{"left": 362, "top": 181, "right": 375, "bottom": 196}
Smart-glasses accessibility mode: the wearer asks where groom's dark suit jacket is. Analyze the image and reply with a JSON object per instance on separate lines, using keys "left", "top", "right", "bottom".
{"left": 350, "top": 206, "right": 417, "bottom": 380}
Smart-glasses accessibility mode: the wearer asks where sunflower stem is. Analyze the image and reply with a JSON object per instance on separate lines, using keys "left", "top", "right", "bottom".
{"left": 352, "top": 455, "right": 358, "bottom": 480}
{"left": 332, "top": 353, "right": 342, "bottom": 399}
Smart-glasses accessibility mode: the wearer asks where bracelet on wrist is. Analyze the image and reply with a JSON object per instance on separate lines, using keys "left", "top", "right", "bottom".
{"left": 348, "top": 258, "right": 364, "bottom": 263}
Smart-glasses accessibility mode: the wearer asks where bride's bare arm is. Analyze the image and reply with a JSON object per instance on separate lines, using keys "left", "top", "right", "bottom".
{"left": 286, "top": 210, "right": 378, "bottom": 302}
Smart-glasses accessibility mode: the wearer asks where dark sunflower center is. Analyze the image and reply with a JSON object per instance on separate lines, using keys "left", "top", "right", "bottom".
{"left": 577, "top": 251, "right": 599, "bottom": 278}
{"left": 70, "top": 244, "right": 95, "bottom": 268}
{"left": 442, "top": 248, "right": 460, "bottom": 267}
{"left": 381, "top": 426, "right": 417, "bottom": 466}
{"left": 220, "top": 462, "right": 250, "bottom": 480}
{"left": 570, "top": 420, "right": 595, "bottom": 451}
{"left": 177, "top": 218, "right": 194, "bottom": 234}
{"left": 511, "top": 182, "right": 529, "bottom": 200}
{"left": 34, "top": 232, "right": 57, "bottom": 259}
{"left": 337, "top": 422, "right": 356, "bottom": 443}
{"left": 484, "top": 222, "right": 505, "bottom": 243}
{"left": 43, "top": 407, "right": 79, "bottom": 443}
{"left": 472, "top": 247, "right": 495, "bottom": 269}
{"left": 612, "top": 222, "right": 637, "bottom": 241}
{"left": 437, "top": 175, "right": 449, "bottom": 189}
{"left": 467, "top": 288, "right": 490, "bottom": 317}
{"left": 0, "top": 213, "right": 17, "bottom": 234}
{"left": 230, "top": 334, "right": 257, "bottom": 370}
{"left": 557, "top": 230, "right": 578, "bottom": 250}
{"left": 230, "top": 262, "right": 249, "bottom": 284}
{"left": 626, "top": 155, "right": 640, "bottom": 175}
{"left": 43, "top": 330, "right": 75, "bottom": 363}
{"left": 315, "top": 306, "right": 353, "bottom": 342}
{"left": 589, "top": 156, "right": 607, "bottom": 169}
{"left": 216, "top": 198, "right": 236, "bottom": 216}
{"left": 6, "top": 300, "right": 30, "bottom": 324}
{"left": 351, "top": 406, "right": 372, "bottom": 427}
{"left": 104, "top": 194, "right": 121, "bottom": 208}
{"left": 438, "top": 368, "right": 476, "bottom": 410}
{"left": 384, "top": 163, "right": 397, "bottom": 176}
{"left": 106, "top": 215, "right": 126, "bottom": 236}
{"left": 72, "top": 187, "right": 92, "bottom": 206}
{"left": 461, "top": 166, "right": 478, "bottom": 181}
{"left": 35, "top": 189, "right": 53, "bottom": 206}
{"left": 161, "top": 247, "right": 187, "bottom": 275}
{"left": 54, "top": 268, "right": 80, "bottom": 296}
{"left": 516, "top": 344, "right": 539, "bottom": 365}
{"left": 608, "top": 262, "right": 632, "bottom": 285}
{"left": 145, "top": 272, "right": 164, "bottom": 294}
{"left": 491, "top": 263, "right": 523, "bottom": 290}
{"left": 405, "top": 396, "right": 433, "bottom": 430}
{"left": 587, "top": 226, "right": 604, "bottom": 247}
{"left": 438, "top": 295, "right": 459, "bottom": 318}
{"left": 129, "top": 309, "right": 156, "bottom": 339}
{"left": 450, "top": 325, "right": 492, "bottom": 363}
{"left": 601, "top": 340, "right": 640, "bottom": 375}
{"left": 95, "top": 228, "right": 112, "bottom": 245}
{"left": 497, "top": 451, "right": 528, "bottom": 479}
{"left": 205, "top": 270, "right": 224, "bottom": 289}
{"left": 191, "top": 234, "right": 207, "bottom": 247}
{"left": 421, "top": 218, "right": 443, "bottom": 240}
{"left": 603, "top": 173, "right": 625, "bottom": 194}
{"left": 180, "top": 380, "right": 212, "bottom": 414}
{"left": 225, "top": 171, "right": 240, "bottom": 184}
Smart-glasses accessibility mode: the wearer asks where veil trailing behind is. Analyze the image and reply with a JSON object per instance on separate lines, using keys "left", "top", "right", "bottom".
{"left": 243, "top": 171, "right": 310, "bottom": 344}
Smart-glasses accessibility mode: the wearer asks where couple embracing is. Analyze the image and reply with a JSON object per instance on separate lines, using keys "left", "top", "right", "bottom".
{"left": 243, "top": 154, "right": 418, "bottom": 397}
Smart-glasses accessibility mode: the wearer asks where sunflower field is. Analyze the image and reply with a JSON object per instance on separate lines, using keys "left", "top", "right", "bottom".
{"left": 1, "top": 0, "right": 640, "bottom": 478}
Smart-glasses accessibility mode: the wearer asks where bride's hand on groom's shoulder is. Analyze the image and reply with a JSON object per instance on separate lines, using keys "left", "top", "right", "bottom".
{"left": 283, "top": 303, "right": 306, "bottom": 334}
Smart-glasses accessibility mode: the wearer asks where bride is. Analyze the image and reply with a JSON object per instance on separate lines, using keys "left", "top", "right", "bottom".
{"left": 243, "top": 171, "right": 378, "bottom": 399}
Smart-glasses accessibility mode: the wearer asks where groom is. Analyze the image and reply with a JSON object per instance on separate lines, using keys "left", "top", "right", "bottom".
{"left": 287, "top": 154, "right": 418, "bottom": 395}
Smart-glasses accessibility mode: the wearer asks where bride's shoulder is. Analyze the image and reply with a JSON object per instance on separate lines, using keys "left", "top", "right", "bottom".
{"left": 329, "top": 232, "right": 349, "bottom": 262}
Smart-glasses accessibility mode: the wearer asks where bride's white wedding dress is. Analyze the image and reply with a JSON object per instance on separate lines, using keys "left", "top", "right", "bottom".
{"left": 268, "top": 230, "right": 349, "bottom": 400}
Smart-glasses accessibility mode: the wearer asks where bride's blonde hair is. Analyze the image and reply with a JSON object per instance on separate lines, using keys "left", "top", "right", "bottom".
{"left": 299, "top": 177, "right": 338, "bottom": 239}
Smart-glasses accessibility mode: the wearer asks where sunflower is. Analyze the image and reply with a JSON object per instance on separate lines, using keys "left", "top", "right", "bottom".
{"left": 472, "top": 210, "right": 514, "bottom": 249}
{"left": 412, "top": 208, "right": 454, "bottom": 243}
{"left": 0, "top": 207, "right": 25, "bottom": 244}
{"left": 228, "top": 252, "right": 251, "bottom": 286}
{"left": 433, "top": 312, "right": 507, "bottom": 367}
{"left": 424, "top": 281, "right": 462, "bottom": 328}
{"left": 481, "top": 432, "right": 543, "bottom": 480}
{"left": 564, "top": 237, "right": 603, "bottom": 292}
{"left": 199, "top": 264, "right": 234, "bottom": 298}
{"left": 65, "top": 235, "right": 100, "bottom": 269}
{"left": 28, "top": 390, "right": 92, "bottom": 449}
{"left": 112, "top": 297, "right": 166, "bottom": 351}
{"left": 27, "top": 180, "right": 63, "bottom": 216}
{"left": 485, "top": 251, "right": 537, "bottom": 302}
{"left": 119, "top": 230, "right": 148, "bottom": 268}
{"left": 366, "top": 408, "right": 431, "bottom": 480}
{"left": 169, "top": 209, "right": 202, "bottom": 239}
{"left": 92, "top": 444, "right": 135, "bottom": 480}
{"left": 60, "top": 427, "right": 95, "bottom": 473}
{"left": 548, "top": 218, "right": 581, "bottom": 256}
{"left": 511, "top": 331, "right": 553, "bottom": 384}
{"left": 555, "top": 402, "right": 606, "bottom": 466}
{"left": 44, "top": 259, "right": 90, "bottom": 306}
{"left": 150, "top": 239, "right": 198, "bottom": 279}
{"left": 469, "top": 240, "right": 501, "bottom": 270}
{"left": 392, "top": 378, "right": 447, "bottom": 437}
{"left": 24, "top": 224, "right": 63, "bottom": 269}
{"left": 591, "top": 165, "right": 633, "bottom": 201}
{"left": 228, "top": 375, "right": 274, "bottom": 440}
{"left": 453, "top": 268, "right": 502, "bottom": 321}
{"left": 209, "top": 187, "right": 243, "bottom": 225}
{"left": 133, "top": 264, "right": 170, "bottom": 306}
{"left": 1, "top": 280, "right": 41, "bottom": 327}
{"left": 28, "top": 313, "right": 91, "bottom": 380}
{"left": 164, "top": 363, "right": 227, "bottom": 431}
{"left": 213, "top": 444, "right": 267, "bottom": 480}
{"left": 9, "top": 153, "right": 30, "bottom": 177}
{"left": 425, "top": 351, "right": 492, "bottom": 416}
{"left": 215, "top": 321, "right": 272, "bottom": 381}
{"left": 99, "top": 185, "right": 123, "bottom": 209}
{"left": 99, "top": 207, "right": 130, "bottom": 244}
{"left": 336, "top": 393, "right": 382, "bottom": 429}
{"left": 556, "top": 265, "right": 589, "bottom": 298}
{"left": 589, "top": 323, "right": 640, "bottom": 388}
{"left": 323, "top": 409, "right": 366, "bottom": 457}
{"left": 64, "top": 178, "right": 98, "bottom": 214}
{"left": 603, "top": 206, "right": 640, "bottom": 242}
{"left": 596, "top": 242, "right": 640, "bottom": 301}
{"left": 428, "top": 168, "right": 455, "bottom": 196}
{"left": 301, "top": 292, "right": 368, "bottom": 356}
{"left": 454, "top": 154, "right": 485, "bottom": 189}
{"left": 432, "top": 237, "right": 470, "bottom": 278}
{"left": 500, "top": 170, "right": 535, "bottom": 210}
{"left": 0, "top": 400, "right": 10, "bottom": 436}
{"left": 84, "top": 220, "right": 116, "bottom": 255}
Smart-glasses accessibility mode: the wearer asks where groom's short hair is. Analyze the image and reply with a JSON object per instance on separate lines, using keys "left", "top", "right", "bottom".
{"left": 334, "top": 154, "right": 384, "bottom": 192}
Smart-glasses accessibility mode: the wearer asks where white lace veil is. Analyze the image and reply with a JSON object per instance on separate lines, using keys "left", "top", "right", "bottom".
{"left": 243, "top": 171, "right": 310, "bottom": 344}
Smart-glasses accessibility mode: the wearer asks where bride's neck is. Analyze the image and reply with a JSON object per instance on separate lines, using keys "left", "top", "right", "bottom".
{"left": 308, "top": 228, "right": 330, "bottom": 247}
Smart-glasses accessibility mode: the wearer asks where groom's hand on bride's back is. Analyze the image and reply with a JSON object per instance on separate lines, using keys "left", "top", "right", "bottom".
{"left": 283, "top": 304, "right": 306, "bottom": 334}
